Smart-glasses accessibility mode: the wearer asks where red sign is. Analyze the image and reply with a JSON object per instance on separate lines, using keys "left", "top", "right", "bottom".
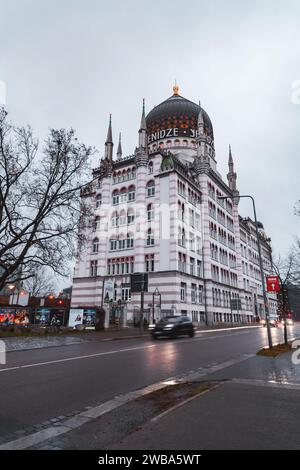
{"left": 266, "top": 276, "right": 280, "bottom": 292}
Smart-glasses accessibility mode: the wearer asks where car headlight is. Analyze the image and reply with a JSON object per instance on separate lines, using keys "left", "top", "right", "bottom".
{"left": 163, "top": 324, "right": 175, "bottom": 329}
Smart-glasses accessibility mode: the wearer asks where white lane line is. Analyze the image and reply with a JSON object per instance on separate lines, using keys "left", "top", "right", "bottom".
{"left": 196, "top": 326, "right": 261, "bottom": 334}
{"left": 0, "top": 344, "right": 156, "bottom": 373}
{"left": 0, "top": 353, "right": 254, "bottom": 450}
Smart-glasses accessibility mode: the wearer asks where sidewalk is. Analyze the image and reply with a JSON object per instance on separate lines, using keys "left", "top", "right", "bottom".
{"left": 110, "top": 350, "right": 300, "bottom": 450}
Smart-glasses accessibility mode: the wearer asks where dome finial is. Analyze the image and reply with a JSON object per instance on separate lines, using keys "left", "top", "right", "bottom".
{"left": 173, "top": 80, "right": 179, "bottom": 96}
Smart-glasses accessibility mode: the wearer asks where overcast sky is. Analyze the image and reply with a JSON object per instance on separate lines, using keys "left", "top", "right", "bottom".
{"left": 1, "top": 0, "right": 299, "bottom": 269}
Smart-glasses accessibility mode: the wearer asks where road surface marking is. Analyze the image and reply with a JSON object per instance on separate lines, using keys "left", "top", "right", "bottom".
{"left": 0, "top": 344, "right": 156, "bottom": 373}
{"left": 195, "top": 326, "right": 261, "bottom": 334}
{"left": 0, "top": 354, "right": 254, "bottom": 450}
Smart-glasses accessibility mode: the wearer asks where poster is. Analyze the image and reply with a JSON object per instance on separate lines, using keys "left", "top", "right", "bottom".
{"left": 14, "top": 308, "right": 30, "bottom": 325}
{"left": 0, "top": 307, "right": 15, "bottom": 325}
{"left": 68, "top": 308, "right": 84, "bottom": 328}
{"left": 103, "top": 279, "right": 114, "bottom": 303}
{"left": 82, "top": 308, "right": 96, "bottom": 329}
{"left": 50, "top": 309, "right": 65, "bottom": 326}
{"left": 34, "top": 308, "right": 51, "bottom": 326}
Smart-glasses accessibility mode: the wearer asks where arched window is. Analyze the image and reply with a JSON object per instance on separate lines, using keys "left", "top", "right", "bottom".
{"left": 110, "top": 237, "right": 118, "bottom": 251}
{"left": 118, "top": 234, "right": 126, "bottom": 250}
{"left": 128, "top": 185, "right": 136, "bottom": 201}
{"left": 120, "top": 187, "right": 127, "bottom": 203}
{"left": 93, "top": 216, "right": 100, "bottom": 232}
{"left": 131, "top": 167, "right": 136, "bottom": 179}
{"left": 127, "top": 209, "right": 135, "bottom": 224}
{"left": 166, "top": 140, "right": 172, "bottom": 148}
{"left": 182, "top": 140, "right": 188, "bottom": 147}
{"left": 147, "top": 203, "right": 154, "bottom": 221}
{"left": 147, "top": 228, "right": 154, "bottom": 246}
{"left": 112, "top": 190, "right": 119, "bottom": 205}
{"left": 92, "top": 238, "right": 99, "bottom": 253}
{"left": 111, "top": 212, "right": 118, "bottom": 227}
{"left": 96, "top": 194, "right": 102, "bottom": 208}
{"left": 148, "top": 161, "right": 153, "bottom": 174}
{"left": 127, "top": 233, "right": 134, "bottom": 249}
{"left": 147, "top": 180, "right": 155, "bottom": 197}
{"left": 175, "top": 139, "right": 180, "bottom": 146}
{"left": 119, "top": 210, "right": 126, "bottom": 226}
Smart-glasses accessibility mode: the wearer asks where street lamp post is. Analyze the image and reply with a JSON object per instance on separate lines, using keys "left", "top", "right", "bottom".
{"left": 218, "top": 194, "right": 273, "bottom": 349}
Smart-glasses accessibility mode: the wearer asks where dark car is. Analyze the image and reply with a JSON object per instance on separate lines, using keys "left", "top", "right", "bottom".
{"left": 150, "top": 316, "right": 195, "bottom": 339}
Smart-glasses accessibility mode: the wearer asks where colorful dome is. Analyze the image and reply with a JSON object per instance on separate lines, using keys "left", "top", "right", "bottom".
{"left": 146, "top": 87, "right": 214, "bottom": 141}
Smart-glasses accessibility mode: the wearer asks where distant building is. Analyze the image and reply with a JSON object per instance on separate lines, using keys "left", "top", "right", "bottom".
{"left": 287, "top": 284, "right": 300, "bottom": 320}
{"left": 59, "top": 287, "right": 72, "bottom": 299}
{"left": 71, "top": 85, "right": 277, "bottom": 325}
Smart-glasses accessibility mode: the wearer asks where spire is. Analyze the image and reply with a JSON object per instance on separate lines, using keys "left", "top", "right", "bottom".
{"left": 229, "top": 144, "right": 233, "bottom": 164}
{"left": 227, "top": 144, "right": 237, "bottom": 191}
{"left": 138, "top": 99, "right": 147, "bottom": 148}
{"left": 140, "top": 98, "right": 147, "bottom": 131}
{"left": 117, "top": 132, "right": 122, "bottom": 159}
{"left": 197, "top": 102, "right": 204, "bottom": 129}
{"left": 105, "top": 114, "right": 113, "bottom": 161}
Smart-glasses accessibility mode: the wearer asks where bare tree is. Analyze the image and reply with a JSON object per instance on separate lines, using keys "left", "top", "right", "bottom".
{"left": 24, "top": 267, "right": 57, "bottom": 297}
{"left": 273, "top": 250, "right": 300, "bottom": 344}
{"left": 0, "top": 108, "right": 94, "bottom": 291}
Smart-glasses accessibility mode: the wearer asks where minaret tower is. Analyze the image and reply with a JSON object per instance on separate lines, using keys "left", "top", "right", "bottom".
{"left": 104, "top": 114, "right": 113, "bottom": 162}
{"left": 227, "top": 145, "right": 238, "bottom": 192}
{"left": 138, "top": 98, "right": 147, "bottom": 149}
{"left": 195, "top": 104, "right": 210, "bottom": 174}
{"left": 117, "top": 132, "right": 122, "bottom": 160}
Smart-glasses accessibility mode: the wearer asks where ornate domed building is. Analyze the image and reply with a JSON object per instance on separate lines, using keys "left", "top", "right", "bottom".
{"left": 71, "top": 86, "right": 277, "bottom": 327}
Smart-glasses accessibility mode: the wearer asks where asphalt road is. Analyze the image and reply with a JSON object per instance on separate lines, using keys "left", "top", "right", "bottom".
{"left": 0, "top": 325, "right": 299, "bottom": 438}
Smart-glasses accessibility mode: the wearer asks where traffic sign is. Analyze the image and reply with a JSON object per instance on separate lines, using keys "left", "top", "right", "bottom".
{"left": 130, "top": 273, "right": 148, "bottom": 292}
{"left": 266, "top": 276, "right": 280, "bottom": 292}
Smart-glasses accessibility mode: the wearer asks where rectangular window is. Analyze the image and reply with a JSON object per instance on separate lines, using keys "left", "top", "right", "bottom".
{"left": 198, "top": 285, "right": 203, "bottom": 304}
{"left": 197, "top": 260, "right": 202, "bottom": 277}
{"left": 190, "top": 257, "right": 195, "bottom": 276}
{"left": 191, "top": 283, "right": 197, "bottom": 303}
{"left": 121, "top": 287, "right": 131, "bottom": 301}
{"left": 180, "top": 282, "right": 187, "bottom": 302}
{"left": 90, "top": 260, "right": 98, "bottom": 277}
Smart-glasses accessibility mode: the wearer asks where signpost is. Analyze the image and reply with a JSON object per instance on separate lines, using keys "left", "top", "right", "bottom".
{"left": 130, "top": 273, "right": 148, "bottom": 331}
{"left": 266, "top": 276, "right": 280, "bottom": 293}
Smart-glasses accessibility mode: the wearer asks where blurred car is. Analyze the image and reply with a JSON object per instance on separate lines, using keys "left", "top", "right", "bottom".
{"left": 150, "top": 316, "right": 195, "bottom": 339}
{"left": 281, "top": 318, "right": 294, "bottom": 326}
{"left": 261, "top": 318, "right": 278, "bottom": 327}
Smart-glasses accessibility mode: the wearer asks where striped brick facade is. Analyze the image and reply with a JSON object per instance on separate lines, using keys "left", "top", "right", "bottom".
{"left": 71, "top": 89, "right": 277, "bottom": 326}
